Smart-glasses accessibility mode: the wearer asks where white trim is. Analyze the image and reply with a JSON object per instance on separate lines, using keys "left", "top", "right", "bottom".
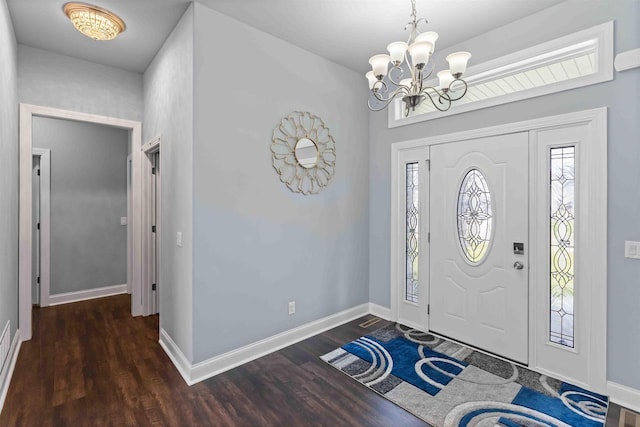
{"left": 158, "top": 328, "right": 193, "bottom": 385}
{"left": 389, "top": 22, "right": 613, "bottom": 128}
{"left": 142, "top": 136, "right": 161, "bottom": 316}
{"left": 161, "top": 303, "right": 370, "bottom": 385}
{"left": 368, "top": 303, "right": 392, "bottom": 321}
{"left": 614, "top": 48, "right": 640, "bottom": 72}
{"left": 391, "top": 149, "right": 429, "bottom": 331}
{"left": 0, "top": 329, "right": 22, "bottom": 416}
{"left": 127, "top": 154, "right": 132, "bottom": 295}
{"left": 390, "top": 107, "right": 607, "bottom": 392}
{"left": 142, "top": 135, "right": 161, "bottom": 154}
{"left": 48, "top": 284, "right": 128, "bottom": 306}
{"left": 19, "top": 104, "right": 143, "bottom": 341}
{"left": 607, "top": 381, "right": 640, "bottom": 413}
{"left": 32, "top": 148, "right": 51, "bottom": 307}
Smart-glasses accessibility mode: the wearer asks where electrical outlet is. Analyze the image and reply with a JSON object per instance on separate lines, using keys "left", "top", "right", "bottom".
{"left": 120, "top": 217, "right": 127, "bottom": 225}
{"left": 625, "top": 241, "right": 640, "bottom": 259}
{"left": 288, "top": 301, "right": 295, "bottom": 315}
{"left": 176, "top": 232, "right": 183, "bottom": 247}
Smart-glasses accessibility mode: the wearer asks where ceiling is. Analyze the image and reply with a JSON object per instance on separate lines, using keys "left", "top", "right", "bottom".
{"left": 7, "top": 0, "right": 564, "bottom": 74}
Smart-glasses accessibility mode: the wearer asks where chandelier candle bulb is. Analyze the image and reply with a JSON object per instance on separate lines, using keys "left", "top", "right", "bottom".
{"left": 408, "top": 41, "right": 432, "bottom": 69}
{"left": 369, "top": 54, "right": 391, "bottom": 79}
{"left": 387, "top": 41, "right": 408, "bottom": 65}
{"left": 446, "top": 52, "right": 472, "bottom": 76}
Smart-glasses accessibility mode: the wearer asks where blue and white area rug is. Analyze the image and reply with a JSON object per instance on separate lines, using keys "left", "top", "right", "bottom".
{"left": 321, "top": 324, "right": 608, "bottom": 427}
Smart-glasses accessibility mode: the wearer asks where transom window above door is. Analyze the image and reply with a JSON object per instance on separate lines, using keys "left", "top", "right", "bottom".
{"left": 389, "top": 22, "right": 613, "bottom": 128}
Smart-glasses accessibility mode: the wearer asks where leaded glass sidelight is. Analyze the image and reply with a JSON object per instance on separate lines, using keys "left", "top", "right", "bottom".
{"left": 457, "top": 169, "right": 493, "bottom": 263}
{"left": 549, "top": 146, "right": 575, "bottom": 348}
{"left": 405, "top": 163, "right": 419, "bottom": 303}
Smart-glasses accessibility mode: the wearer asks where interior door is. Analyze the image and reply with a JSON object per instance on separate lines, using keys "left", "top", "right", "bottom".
{"left": 430, "top": 133, "right": 529, "bottom": 364}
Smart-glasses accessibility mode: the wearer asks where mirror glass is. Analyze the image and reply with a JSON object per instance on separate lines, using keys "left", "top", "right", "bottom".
{"left": 294, "top": 138, "right": 318, "bottom": 169}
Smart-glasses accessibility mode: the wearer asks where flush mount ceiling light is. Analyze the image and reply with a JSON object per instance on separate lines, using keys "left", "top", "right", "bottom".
{"left": 366, "top": 0, "right": 471, "bottom": 116}
{"left": 63, "top": 2, "right": 126, "bottom": 41}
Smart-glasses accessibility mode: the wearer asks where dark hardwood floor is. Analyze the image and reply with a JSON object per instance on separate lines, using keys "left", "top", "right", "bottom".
{"left": 0, "top": 295, "right": 425, "bottom": 426}
{"left": 0, "top": 294, "right": 633, "bottom": 426}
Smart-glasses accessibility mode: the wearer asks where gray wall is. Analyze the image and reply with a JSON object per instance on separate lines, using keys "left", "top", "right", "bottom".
{"left": 18, "top": 44, "right": 143, "bottom": 121}
{"left": 368, "top": 0, "right": 640, "bottom": 390}
{"left": 0, "top": 0, "right": 19, "bottom": 342}
{"left": 192, "top": 3, "right": 370, "bottom": 363}
{"left": 143, "top": 5, "right": 194, "bottom": 361}
{"left": 33, "top": 118, "right": 129, "bottom": 295}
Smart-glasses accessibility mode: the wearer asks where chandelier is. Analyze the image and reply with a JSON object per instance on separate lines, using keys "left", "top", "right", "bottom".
{"left": 366, "top": 0, "right": 471, "bottom": 116}
{"left": 63, "top": 3, "right": 126, "bottom": 41}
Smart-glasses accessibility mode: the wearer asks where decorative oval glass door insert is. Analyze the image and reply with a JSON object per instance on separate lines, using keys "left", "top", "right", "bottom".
{"left": 457, "top": 169, "right": 493, "bottom": 263}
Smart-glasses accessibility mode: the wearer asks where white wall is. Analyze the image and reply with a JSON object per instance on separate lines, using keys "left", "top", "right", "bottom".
{"left": 0, "top": 0, "right": 19, "bottom": 346}
{"left": 18, "top": 44, "right": 143, "bottom": 121}
{"left": 143, "top": 5, "right": 194, "bottom": 362}
{"left": 368, "top": 0, "right": 640, "bottom": 390}
{"left": 192, "top": 3, "right": 370, "bottom": 363}
{"left": 33, "top": 118, "right": 128, "bottom": 295}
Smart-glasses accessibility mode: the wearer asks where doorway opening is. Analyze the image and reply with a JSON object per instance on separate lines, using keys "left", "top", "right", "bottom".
{"left": 19, "top": 104, "right": 146, "bottom": 342}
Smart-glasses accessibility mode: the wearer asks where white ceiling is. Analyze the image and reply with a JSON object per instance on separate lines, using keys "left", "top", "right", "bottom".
{"left": 7, "top": 0, "right": 564, "bottom": 74}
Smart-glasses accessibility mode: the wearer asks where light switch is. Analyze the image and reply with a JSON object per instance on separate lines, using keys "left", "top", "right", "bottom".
{"left": 177, "top": 232, "right": 183, "bottom": 248}
{"left": 120, "top": 217, "right": 127, "bottom": 226}
{"left": 624, "top": 241, "right": 640, "bottom": 259}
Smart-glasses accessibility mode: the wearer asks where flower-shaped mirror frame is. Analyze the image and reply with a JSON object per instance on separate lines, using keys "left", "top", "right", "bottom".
{"left": 271, "top": 111, "right": 336, "bottom": 195}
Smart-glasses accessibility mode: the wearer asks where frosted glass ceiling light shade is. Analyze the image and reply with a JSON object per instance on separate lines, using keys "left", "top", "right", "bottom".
{"left": 437, "top": 70, "right": 454, "bottom": 89}
{"left": 63, "top": 2, "right": 126, "bottom": 41}
{"left": 365, "top": 0, "right": 470, "bottom": 116}
{"left": 365, "top": 71, "right": 377, "bottom": 90}
{"left": 387, "top": 41, "right": 408, "bottom": 65}
{"left": 369, "top": 54, "right": 391, "bottom": 79}
{"left": 408, "top": 41, "right": 433, "bottom": 68}
{"left": 415, "top": 31, "right": 439, "bottom": 52}
{"left": 446, "top": 52, "right": 472, "bottom": 76}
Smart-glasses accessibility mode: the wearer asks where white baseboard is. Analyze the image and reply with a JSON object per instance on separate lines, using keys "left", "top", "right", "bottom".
{"left": 159, "top": 329, "right": 193, "bottom": 385}
{"left": 368, "top": 303, "right": 392, "bottom": 320}
{"left": 608, "top": 381, "right": 640, "bottom": 413}
{"left": 160, "top": 303, "right": 370, "bottom": 385}
{"left": 0, "top": 329, "right": 22, "bottom": 416}
{"left": 48, "top": 284, "right": 127, "bottom": 306}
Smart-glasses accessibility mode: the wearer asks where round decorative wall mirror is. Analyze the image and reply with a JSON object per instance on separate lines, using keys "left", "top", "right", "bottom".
{"left": 271, "top": 111, "right": 336, "bottom": 195}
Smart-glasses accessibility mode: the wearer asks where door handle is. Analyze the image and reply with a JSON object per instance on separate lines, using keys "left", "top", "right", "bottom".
{"left": 513, "top": 261, "right": 524, "bottom": 270}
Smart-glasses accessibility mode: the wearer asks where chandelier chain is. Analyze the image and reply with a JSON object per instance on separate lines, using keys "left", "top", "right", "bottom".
{"left": 410, "top": 0, "right": 418, "bottom": 23}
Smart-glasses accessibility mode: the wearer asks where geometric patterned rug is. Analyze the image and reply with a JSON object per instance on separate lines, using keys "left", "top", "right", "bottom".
{"left": 321, "top": 324, "right": 608, "bottom": 427}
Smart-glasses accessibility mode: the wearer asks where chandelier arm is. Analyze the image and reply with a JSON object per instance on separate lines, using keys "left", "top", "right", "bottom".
{"left": 388, "top": 66, "right": 407, "bottom": 87}
{"left": 419, "top": 61, "right": 436, "bottom": 82}
{"left": 419, "top": 87, "right": 453, "bottom": 112}
{"left": 373, "top": 85, "right": 410, "bottom": 103}
{"left": 446, "top": 78, "right": 469, "bottom": 101}
{"left": 368, "top": 95, "right": 401, "bottom": 112}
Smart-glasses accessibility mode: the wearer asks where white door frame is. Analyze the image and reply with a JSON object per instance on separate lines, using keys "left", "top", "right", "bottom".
{"left": 19, "top": 104, "right": 144, "bottom": 341}
{"left": 141, "top": 136, "right": 161, "bottom": 315}
{"left": 31, "top": 148, "right": 51, "bottom": 307}
{"left": 390, "top": 107, "right": 607, "bottom": 393}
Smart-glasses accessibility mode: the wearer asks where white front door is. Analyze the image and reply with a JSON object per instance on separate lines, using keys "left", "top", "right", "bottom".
{"left": 430, "top": 132, "right": 529, "bottom": 364}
